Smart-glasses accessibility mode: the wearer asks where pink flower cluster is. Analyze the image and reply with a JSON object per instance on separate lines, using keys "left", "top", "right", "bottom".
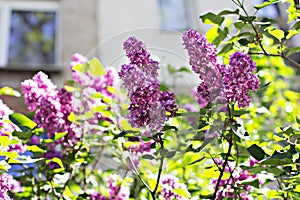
{"left": 90, "top": 174, "right": 130, "bottom": 200}
{"left": 0, "top": 173, "right": 22, "bottom": 200}
{"left": 127, "top": 138, "right": 154, "bottom": 170}
{"left": 183, "top": 29, "right": 260, "bottom": 108}
{"left": 212, "top": 158, "right": 259, "bottom": 199}
{"left": 21, "top": 72, "right": 81, "bottom": 147}
{"left": 0, "top": 100, "right": 26, "bottom": 153}
{"left": 119, "top": 37, "right": 178, "bottom": 132}
{"left": 159, "top": 174, "right": 190, "bottom": 200}
{"left": 70, "top": 53, "right": 118, "bottom": 133}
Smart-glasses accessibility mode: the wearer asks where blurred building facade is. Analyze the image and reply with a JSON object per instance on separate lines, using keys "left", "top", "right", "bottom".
{"left": 1, "top": 0, "right": 283, "bottom": 111}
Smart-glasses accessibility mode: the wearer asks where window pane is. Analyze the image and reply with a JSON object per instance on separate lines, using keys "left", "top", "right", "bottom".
{"left": 8, "top": 10, "right": 56, "bottom": 66}
{"left": 158, "top": 0, "right": 189, "bottom": 31}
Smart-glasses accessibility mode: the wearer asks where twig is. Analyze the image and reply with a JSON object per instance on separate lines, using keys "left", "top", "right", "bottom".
{"left": 249, "top": 51, "right": 300, "bottom": 69}
{"left": 212, "top": 133, "right": 233, "bottom": 199}
{"left": 128, "top": 150, "right": 153, "bottom": 192}
{"left": 150, "top": 134, "right": 165, "bottom": 200}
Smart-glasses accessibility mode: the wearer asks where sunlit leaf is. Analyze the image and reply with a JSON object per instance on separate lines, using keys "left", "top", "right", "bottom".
{"left": 26, "top": 145, "right": 45, "bottom": 153}
{"left": 254, "top": 0, "right": 280, "bottom": 10}
{"left": 266, "top": 27, "right": 285, "bottom": 42}
{"left": 173, "top": 188, "right": 191, "bottom": 198}
{"left": 9, "top": 113, "right": 37, "bottom": 131}
{"left": 53, "top": 132, "right": 68, "bottom": 141}
{"left": 0, "top": 86, "right": 21, "bottom": 97}
{"left": 89, "top": 57, "right": 106, "bottom": 76}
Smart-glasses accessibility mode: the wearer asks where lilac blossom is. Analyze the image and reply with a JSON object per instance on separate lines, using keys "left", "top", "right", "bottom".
{"left": 224, "top": 52, "right": 260, "bottom": 108}
{"left": 182, "top": 29, "right": 260, "bottom": 108}
{"left": 108, "top": 174, "right": 130, "bottom": 200}
{"left": 22, "top": 72, "right": 81, "bottom": 147}
{"left": 119, "top": 37, "right": 178, "bottom": 132}
{"left": 21, "top": 72, "right": 57, "bottom": 111}
{"left": 89, "top": 190, "right": 107, "bottom": 200}
{"left": 212, "top": 158, "right": 259, "bottom": 199}
{"left": 0, "top": 173, "right": 21, "bottom": 200}
{"left": 159, "top": 174, "right": 190, "bottom": 200}
{"left": 182, "top": 29, "right": 225, "bottom": 103}
{"left": 70, "top": 53, "right": 119, "bottom": 134}
{"left": 123, "top": 37, "right": 159, "bottom": 77}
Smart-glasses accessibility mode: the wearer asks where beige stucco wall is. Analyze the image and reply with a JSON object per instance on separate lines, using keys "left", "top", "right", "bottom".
{"left": 0, "top": 0, "right": 98, "bottom": 112}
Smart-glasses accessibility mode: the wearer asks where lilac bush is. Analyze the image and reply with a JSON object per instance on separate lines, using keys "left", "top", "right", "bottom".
{"left": 1, "top": 1, "right": 300, "bottom": 199}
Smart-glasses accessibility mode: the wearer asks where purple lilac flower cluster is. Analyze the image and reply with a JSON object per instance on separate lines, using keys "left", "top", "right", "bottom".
{"left": 182, "top": 29, "right": 260, "bottom": 108}
{"left": 182, "top": 29, "right": 225, "bottom": 103}
{"left": 212, "top": 157, "right": 259, "bottom": 199}
{"left": 0, "top": 100, "right": 26, "bottom": 153}
{"left": 119, "top": 37, "right": 178, "bottom": 132}
{"left": 223, "top": 52, "right": 260, "bottom": 108}
{"left": 21, "top": 72, "right": 81, "bottom": 147}
{"left": 0, "top": 173, "right": 22, "bottom": 200}
{"left": 159, "top": 174, "right": 190, "bottom": 200}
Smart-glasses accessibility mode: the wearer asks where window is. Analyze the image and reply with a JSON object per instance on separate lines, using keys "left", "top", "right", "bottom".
{"left": 0, "top": 1, "right": 60, "bottom": 68}
{"left": 158, "top": 0, "right": 190, "bottom": 31}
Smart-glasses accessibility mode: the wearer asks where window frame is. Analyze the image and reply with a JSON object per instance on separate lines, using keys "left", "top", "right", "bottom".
{"left": 0, "top": 0, "right": 61, "bottom": 69}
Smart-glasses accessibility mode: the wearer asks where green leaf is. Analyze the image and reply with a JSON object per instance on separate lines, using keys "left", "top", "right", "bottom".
{"left": 12, "top": 130, "right": 33, "bottom": 140}
{"left": 9, "top": 113, "right": 37, "bottom": 131}
{"left": 247, "top": 144, "right": 268, "bottom": 161}
{"left": 68, "top": 112, "right": 76, "bottom": 123}
{"left": 178, "top": 67, "right": 191, "bottom": 73}
{"left": 232, "top": 109, "right": 249, "bottom": 117}
{"left": 218, "top": 9, "right": 239, "bottom": 16}
{"left": 234, "top": 22, "right": 245, "bottom": 29}
{"left": 173, "top": 188, "right": 191, "bottom": 198}
{"left": 26, "top": 145, "right": 45, "bottom": 153}
{"left": 266, "top": 27, "right": 285, "bottom": 42}
{"left": 292, "top": 21, "right": 300, "bottom": 30}
{"left": 162, "top": 125, "right": 178, "bottom": 131}
{"left": 46, "top": 157, "right": 65, "bottom": 172}
{"left": 0, "top": 86, "right": 21, "bottom": 97}
{"left": 0, "top": 151, "right": 18, "bottom": 159}
{"left": 167, "top": 65, "right": 177, "bottom": 75}
{"left": 89, "top": 57, "right": 106, "bottom": 76}
{"left": 238, "top": 38, "right": 249, "bottom": 46}
{"left": 218, "top": 43, "right": 234, "bottom": 55}
{"left": 53, "top": 132, "right": 68, "bottom": 141}
{"left": 158, "top": 83, "right": 170, "bottom": 92}
{"left": 241, "top": 179, "right": 259, "bottom": 188}
{"left": 286, "top": 46, "right": 300, "bottom": 56}
{"left": 286, "top": 30, "right": 298, "bottom": 40}
{"left": 260, "top": 158, "right": 293, "bottom": 165}
{"left": 254, "top": 0, "right": 280, "bottom": 10}
{"left": 239, "top": 15, "right": 256, "bottom": 23}
{"left": 141, "top": 154, "right": 156, "bottom": 160}
{"left": 72, "top": 63, "right": 88, "bottom": 73}
{"left": 166, "top": 151, "right": 176, "bottom": 158}
{"left": 200, "top": 12, "right": 224, "bottom": 25}
{"left": 213, "top": 27, "right": 229, "bottom": 46}
{"left": 188, "top": 157, "right": 205, "bottom": 165}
